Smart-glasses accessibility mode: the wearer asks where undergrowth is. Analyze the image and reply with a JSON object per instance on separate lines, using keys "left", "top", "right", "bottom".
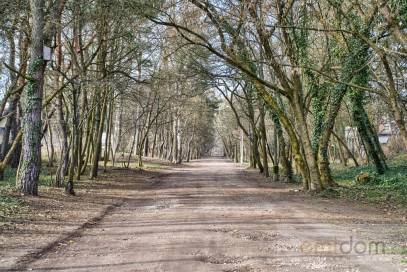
{"left": 0, "top": 165, "right": 57, "bottom": 227}
{"left": 329, "top": 152, "right": 407, "bottom": 210}
{"left": 0, "top": 195, "right": 25, "bottom": 224}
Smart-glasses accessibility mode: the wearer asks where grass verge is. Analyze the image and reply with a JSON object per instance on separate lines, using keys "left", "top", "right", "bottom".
{"left": 328, "top": 152, "right": 407, "bottom": 213}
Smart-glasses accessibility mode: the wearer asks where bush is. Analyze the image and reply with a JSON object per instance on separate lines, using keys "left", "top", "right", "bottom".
{"left": 386, "top": 135, "right": 406, "bottom": 155}
{"left": 355, "top": 171, "right": 407, "bottom": 194}
{"left": 355, "top": 172, "right": 370, "bottom": 185}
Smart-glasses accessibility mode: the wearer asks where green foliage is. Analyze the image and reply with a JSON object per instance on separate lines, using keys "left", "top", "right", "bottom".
{"left": 2, "top": 168, "right": 18, "bottom": 186}
{"left": 343, "top": 22, "right": 387, "bottom": 174}
{"left": 333, "top": 155, "right": 406, "bottom": 190}
{"left": 383, "top": 246, "right": 407, "bottom": 255}
{"left": 4, "top": 166, "right": 56, "bottom": 189}
{"left": 331, "top": 152, "right": 407, "bottom": 206}
{"left": 291, "top": 173, "right": 303, "bottom": 185}
{"left": 392, "top": 0, "right": 407, "bottom": 24}
{"left": 0, "top": 170, "right": 26, "bottom": 225}
{"left": 308, "top": 75, "right": 329, "bottom": 151}
{"left": 358, "top": 172, "right": 407, "bottom": 192}
{"left": 0, "top": 195, "right": 25, "bottom": 219}
{"left": 327, "top": 220, "right": 339, "bottom": 226}
{"left": 331, "top": 164, "right": 373, "bottom": 184}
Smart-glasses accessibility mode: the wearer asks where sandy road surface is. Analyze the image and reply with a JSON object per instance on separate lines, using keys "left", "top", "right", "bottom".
{"left": 12, "top": 158, "right": 405, "bottom": 271}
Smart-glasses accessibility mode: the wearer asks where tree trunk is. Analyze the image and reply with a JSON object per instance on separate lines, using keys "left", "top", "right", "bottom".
{"left": 166, "top": 130, "right": 172, "bottom": 161}
{"left": 143, "top": 136, "right": 149, "bottom": 157}
{"left": 254, "top": 82, "right": 310, "bottom": 190}
{"left": 80, "top": 106, "right": 95, "bottom": 175}
{"left": 176, "top": 117, "right": 182, "bottom": 163}
{"left": 10, "top": 32, "right": 27, "bottom": 168}
{"left": 259, "top": 104, "right": 269, "bottom": 177}
{"left": 134, "top": 107, "right": 140, "bottom": 156}
{"left": 172, "top": 115, "right": 178, "bottom": 163}
{"left": 249, "top": 120, "right": 263, "bottom": 172}
{"left": 111, "top": 94, "right": 123, "bottom": 166}
{"left": 104, "top": 94, "right": 114, "bottom": 171}
{"left": 349, "top": 90, "right": 387, "bottom": 174}
{"left": 151, "top": 125, "right": 158, "bottom": 158}
{"left": 46, "top": 121, "right": 54, "bottom": 167}
{"left": 10, "top": 102, "right": 22, "bottom": 169}
{"left": 376, "top": 0, "right": 407, "bottom": 53}
{"left": 336, "top": 137, "right": 347, "bottom": 166}
{"left": 0, "top": 31, "right": 17, "bottom": 166}
{"left": 267, "top": 105, "right": 293, "bottom": 182}
{"left": 89, "top": 88, "right": 108, "bottom": 179}
{"left": 18, "top": 0, "right": 46, "bottom": 195}
{"left": 66, "top": 88, "right": 78, "bottom": 195}
{"left": 291, "top": 92, "right": 322, "bottom": 191}
{"left": 381, "top": 57, "right": 407, "bottom": 150}
{"left": 332, "top": 130, "right": 358, "bottom": 166}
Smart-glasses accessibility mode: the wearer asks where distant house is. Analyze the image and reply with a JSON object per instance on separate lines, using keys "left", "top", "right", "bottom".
{"left": 377, "top": 121, "right": 398, "bottom": 144}
{"left": 345, "top": 120, "right": 399, "bottom": 155}
{"left": 0, "top": 109, "right": 9, "bottom": 143}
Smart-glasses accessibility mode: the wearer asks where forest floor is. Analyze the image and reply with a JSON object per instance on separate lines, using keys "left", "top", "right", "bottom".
{"left": 1, "top": 157, "right": 407, "bottom": 271}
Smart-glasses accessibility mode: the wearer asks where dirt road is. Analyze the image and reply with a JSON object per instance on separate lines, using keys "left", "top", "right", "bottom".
{"left": 10, "top": 158, "right": 407, "bottom": 271}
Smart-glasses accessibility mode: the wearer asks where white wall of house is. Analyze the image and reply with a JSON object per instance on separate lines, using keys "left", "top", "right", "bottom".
{"left": 0, "top": 117, "right": 7, "bottom": 143}
{"left": 0, "top": 117, "right": 7, "bottom": 128}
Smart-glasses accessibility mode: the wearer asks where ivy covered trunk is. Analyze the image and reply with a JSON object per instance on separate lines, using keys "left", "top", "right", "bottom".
{"left": 268, "top": 108, "right": 293, "bottom": 182}
{"left": 347, "top": 38, "right": 388, "bottom": 174}
{"left": 291, "top": 90, "right": 322, "bottom": 191}
{"left": 349, "top": 92, "right": 387, "bottom": 174}
{"left": 18, "top": 0, "right": 46, "bottom": 195}
{"left": 246, "top": 84, "right": 263, "bottom": 173}
{"left": 254, "top": 82, "right": 310, "bottom": 190}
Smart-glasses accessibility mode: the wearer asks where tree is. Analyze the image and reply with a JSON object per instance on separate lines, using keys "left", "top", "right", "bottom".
{"left": 17, "top": 0, "right": 66, "bottom": 195}
{"left": 18, "top": 0, "right": 47, "bottom": 195}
